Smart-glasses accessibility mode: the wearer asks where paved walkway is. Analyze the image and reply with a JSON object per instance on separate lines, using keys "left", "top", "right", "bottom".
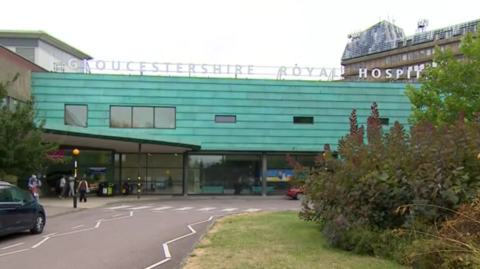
{"left": 39, "top": 195, "right": 289, "bottom": 217}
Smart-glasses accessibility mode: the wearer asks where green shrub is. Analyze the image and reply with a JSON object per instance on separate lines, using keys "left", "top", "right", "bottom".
{"left": 287, "top": 103, "right": 480, "bottom": 268}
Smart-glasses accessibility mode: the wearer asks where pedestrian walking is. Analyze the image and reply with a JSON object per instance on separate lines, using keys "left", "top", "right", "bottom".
{"left": 68, "top": 175, "right": 75, "bottom": 197}
{"left": 77, "top": 178, "right": 90, "bottom": 203}
{"left": 59, "top": 175, "right": 67, "bottom": 198}
{"left": 28, "top": 174, "right": 42, "bottom": 203}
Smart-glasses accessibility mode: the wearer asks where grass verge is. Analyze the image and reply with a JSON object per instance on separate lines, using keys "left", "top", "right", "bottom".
{"left": 183, "top": 211, "right": 405, "bottom": 269}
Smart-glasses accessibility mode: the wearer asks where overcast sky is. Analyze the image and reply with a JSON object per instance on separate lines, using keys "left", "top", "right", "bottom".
{"left": 1, "top": 0, "right": 479, "bottom": 78}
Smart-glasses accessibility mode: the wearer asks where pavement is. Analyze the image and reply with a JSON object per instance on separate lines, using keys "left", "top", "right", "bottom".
{"left": 0, "top": 196, "right": 300, "bottom": 269}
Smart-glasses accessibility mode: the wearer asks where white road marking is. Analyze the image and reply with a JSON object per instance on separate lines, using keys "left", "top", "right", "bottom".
{"left": 244, "top": 208, "right": 261, "bottom": 212}
{"left": 112, "top": 214, "right": 122, "bottom": 217}
{"left": 32, "top": 237, "right": 50, "bottom": 248}
{"left": 71, "top": 225, "right": 84, "bottom": 229}
{"left": 42, "top": 232, "right": 57, "bottom": 238}
{"left": 174, "top": 207, "right": 194, "bottom": 211}
{"left": 130, "top": 206, "right": 153, "bottom": 210}
{"left": 197, "top": 207, "right": 217, "bottom": 211}
{"left": 143, "top": 216, "right": 214, "bottom": 269}
{"left": 0, "top": 249, "right": 29, "bottom": 257}
{"left": 1, "top": 242, "right": 25, "bottom": 250}
{"left": 105, "top": 205, "right": 132, "bottom": 210}
{"left": 151, "top": 206, "right": 173, "bottom": 211}
{"left": 220, "top": 208, "right": 238, "bottom": 212}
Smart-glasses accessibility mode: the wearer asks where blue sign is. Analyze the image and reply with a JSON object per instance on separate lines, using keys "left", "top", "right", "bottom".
{"left": 89, "top": 167, "right": 106, "bottom": 174}
{"left": 259, "top": 169, "right": 294, "bottom": 182}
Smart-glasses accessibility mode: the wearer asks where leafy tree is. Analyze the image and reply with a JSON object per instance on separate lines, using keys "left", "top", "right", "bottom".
{"left": 405, "top": 25, "right": 480, "bottom": 126}
{"left": 0, "top": 75, "right": 60, "bottom": 178}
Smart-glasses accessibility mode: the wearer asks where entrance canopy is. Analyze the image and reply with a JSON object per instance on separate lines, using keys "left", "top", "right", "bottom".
{"left": 42, "top": 124, "right": 201, "bottom": 153}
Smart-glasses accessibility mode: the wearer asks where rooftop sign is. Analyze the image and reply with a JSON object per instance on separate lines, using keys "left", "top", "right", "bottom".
{"left": 67, "top": 59, "right": 342, "bottom": 80}
{"left": 358, "top": 68, "right": 422, "bottom": 79}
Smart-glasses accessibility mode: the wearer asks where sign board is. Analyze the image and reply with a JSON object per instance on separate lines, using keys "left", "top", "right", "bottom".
{"left": 67, "top": 59, "right": 342, "bottom": 81}
{"left": 358, "top": 68, "right": 422, "bottom": 79}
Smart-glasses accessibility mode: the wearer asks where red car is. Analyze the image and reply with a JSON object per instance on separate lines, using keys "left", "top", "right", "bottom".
{"left": 286, "top": 187, "right": 304, "bottom": 200}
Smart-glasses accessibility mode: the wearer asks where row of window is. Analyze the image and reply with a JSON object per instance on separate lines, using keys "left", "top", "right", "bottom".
{"left": 64, "top": 105, "right": 391, "bottom": 128}
{"left": 1, "top": 97, "right": 25, "bottom": 110}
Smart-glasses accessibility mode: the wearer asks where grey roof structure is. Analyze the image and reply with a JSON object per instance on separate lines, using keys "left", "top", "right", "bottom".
{"left": 342, "top": 19, "right": 480, "bottom": 61}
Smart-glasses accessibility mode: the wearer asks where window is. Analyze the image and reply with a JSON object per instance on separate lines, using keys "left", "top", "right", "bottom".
{"left": 293, "top": 116, "right": 314, "bottom": 124}
{"left": 1, "top": 98, "right": 7, "bottom": 108}
{"left": 379, "top": 118, "right": 390, "bottom": 126}
{"left": 110, "top": 106, "right": 133, "bottom": 128}
{"left": 15, "top": 47, "right": 35, "bottom": 63}
{"left": 65, "top": 104, "right": 88, "bottom": 127}
{"left": 0, "top": 185, "right": 29, "bottom": 203}
{"left": 408, "top": 52, "right": 413, "bottom": 60}
{"left": 133, "top": 107, "right": 154, "bottom": 128}
{"left": 215, "top": 115, "right": 236, "bottom": 123}
{"left": 426, "top": 48, "right": 432, "bottom": 56}
{"left": 402, "top": 54, "right": 407, "bottom": 61}
{"left": 413, "top": 51, "right": 419, "bottom": 59}
{"left": 154, "top": 107, "right": 176, "bottom": 129}
{"left": 419, "top": 50, "right": 425, "bottom": 58}
{"left": 386, "top": 57, "right": 390, "bottom": 64}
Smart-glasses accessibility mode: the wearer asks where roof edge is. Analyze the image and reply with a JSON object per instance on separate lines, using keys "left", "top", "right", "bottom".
{"left": 0, "top": 30, "right": 93, "bottom": 60}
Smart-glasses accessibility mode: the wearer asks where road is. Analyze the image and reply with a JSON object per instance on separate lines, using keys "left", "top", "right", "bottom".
{"left": 0, "top": 198, "right": 300, "bottom": 269}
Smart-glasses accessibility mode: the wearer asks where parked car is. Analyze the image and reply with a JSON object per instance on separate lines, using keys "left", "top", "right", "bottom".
{"left": 286, "top": 187, "right": 304, "bottom": 200}
{"left": 0, "top": 181, "right": 46, "bottom": 237}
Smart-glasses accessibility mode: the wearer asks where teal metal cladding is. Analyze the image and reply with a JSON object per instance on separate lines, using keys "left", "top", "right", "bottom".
{"left": 31, "top": 73, "right": 417, "bottom": 152}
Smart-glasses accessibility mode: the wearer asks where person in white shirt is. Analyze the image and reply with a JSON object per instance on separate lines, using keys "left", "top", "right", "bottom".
{"left": 68, "top": 175, "right": 75, "bottom": 197}
{"left": 59, "top": 175, "right": 67, "bottom": 198}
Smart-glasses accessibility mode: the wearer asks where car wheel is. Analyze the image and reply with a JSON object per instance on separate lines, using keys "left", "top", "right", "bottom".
{"left": 295, "top": 193, "right": 304, "bottom": 200}
{"left": 30, "top": 214, "right": 45, "bottom": 234}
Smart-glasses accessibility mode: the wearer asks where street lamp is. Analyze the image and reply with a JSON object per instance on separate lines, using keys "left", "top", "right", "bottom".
{"left": 72, "top": 149, "right": 80, "bottom": 208}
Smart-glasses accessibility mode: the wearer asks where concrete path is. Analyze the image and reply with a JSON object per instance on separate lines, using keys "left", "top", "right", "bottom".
{"left": 0, "top": 198, "right": 300, "bottom": 269}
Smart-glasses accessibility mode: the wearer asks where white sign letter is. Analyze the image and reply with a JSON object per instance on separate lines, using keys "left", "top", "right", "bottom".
{"left": 140, "top": 62, "right": 147, "bottom": 72}
{"left": 95, "top": 60, "right": 106, "bottom": 70}
{"left": 359, "top": 68, "right": 368, "bottom": 78}
{"left": 385, "top": 69, "right": 392, "bottom": 79}
{"left": 396, "top": 69, "right": 403, "bottom": 79}
{"left": 371, "top": 69, "right": 381, "bottom": 78}
{"left": 68, "top": 58, "right": 78, "bottom": 69}
{"left": 126, "top": 62, "right": 134, "bottom": 71}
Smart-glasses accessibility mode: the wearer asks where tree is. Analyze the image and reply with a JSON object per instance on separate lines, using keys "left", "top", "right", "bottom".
{"left": 405, "top": 25, "right": 480, "bottom": 126}
{"left": 0, "top": 75, "right": 60, "bottom": 178}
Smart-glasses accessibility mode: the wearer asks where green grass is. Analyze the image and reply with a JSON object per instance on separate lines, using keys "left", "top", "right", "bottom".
{"left": 183, "top": 211, "right": 406, "bottom": 269}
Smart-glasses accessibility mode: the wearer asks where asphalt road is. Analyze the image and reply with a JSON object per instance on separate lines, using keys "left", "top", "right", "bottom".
{"left": 0, "top": 198, "right": 300, "bottom": 269}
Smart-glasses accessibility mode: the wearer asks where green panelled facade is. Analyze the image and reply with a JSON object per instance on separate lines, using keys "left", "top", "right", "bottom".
{"left": 31, "top": 73, "right": 418, "bottom": 195}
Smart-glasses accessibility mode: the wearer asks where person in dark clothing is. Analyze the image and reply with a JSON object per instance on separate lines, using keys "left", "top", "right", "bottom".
{"left": 77, "top": 178, "right": 89, "bottom": 203}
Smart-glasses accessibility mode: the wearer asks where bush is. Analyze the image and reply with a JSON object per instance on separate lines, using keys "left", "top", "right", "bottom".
{"left": 288, "top": 103, "right": 480, "bottom": 268}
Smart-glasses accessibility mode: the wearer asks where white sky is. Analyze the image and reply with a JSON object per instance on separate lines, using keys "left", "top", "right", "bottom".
{"left": 1, "top": 0, "right": 479, "bottom": 71}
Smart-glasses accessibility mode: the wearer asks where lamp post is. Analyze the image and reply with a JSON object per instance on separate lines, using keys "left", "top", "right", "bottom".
{"left": 72, "top": 149, "right": 80, "bottom": 208}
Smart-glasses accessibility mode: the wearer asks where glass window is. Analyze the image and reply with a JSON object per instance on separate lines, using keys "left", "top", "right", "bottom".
{"left": 133, "top": 107, "right": 154, "bottom": 128}
{"left": 386, "top": 57, "right": 390, "bottom": 64}
{"left": 147, "top": 154, "right": 183, "bottom": 168}
{"left": 426, "top": 48, "right": 432, "bottom": 56}
{"left": 413, "top": 51, "right": 419, "bottom": 59}
{"left": 408, "top": 52, "right": 413, "bottom": 60}
{"left": 65, "top": 104, "right": 88, "bottom": 127}
{"left": 215, "top": 115, "right": 236, "bottom": 123}
{"left": 1, "top": 98, "right": 6, "bottom": 107}
{"left": 402, "top": 54, "right": 407, "bottom": 60}
{"left": 380, "top": 118, "right": 390, "bottom": 126}
{"left": 396, "top": 55, "right": 401, "bottom": 62}
{"left": 8, "top": 97, "right": 20, "bottom": 111}
{"left": 419, "top": 50, "right": 425, "bottom": 58}
{"left": 154, "top": 107, "right": 176, "bottom": 129}
{"left": 115, "top": 153, "right": 147, "bottom": 167}
{"left": 293, "top": 116, "right": 314, "bottom": 124}
{"left": 110, "top": 106, "right": 132, "bottom": 128}
{"left": 187, "top": 154, "right": 261, "bottom": 194}
{"left": 0, "top": 185, "right": 28, "bottom": 203}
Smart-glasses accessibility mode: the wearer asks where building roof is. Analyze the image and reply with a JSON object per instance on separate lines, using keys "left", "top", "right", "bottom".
{"left": 342, "top": 19, "right": 480, "bottom": 61}
{"left": 0, "top": 44, "right": 47, "bottom": 72}
{"left": 0, "top": 30, "right": 93, "bottom": 60}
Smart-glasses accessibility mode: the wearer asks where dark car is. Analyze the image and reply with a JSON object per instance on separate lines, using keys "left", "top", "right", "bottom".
{"left": 0, "top": 181, "right": 46, "bottom": 237}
